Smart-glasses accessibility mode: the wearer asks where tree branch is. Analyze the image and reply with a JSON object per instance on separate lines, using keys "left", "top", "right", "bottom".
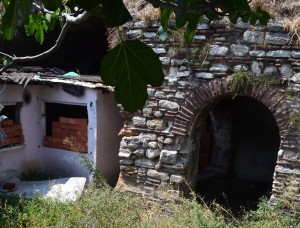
{"left": 0, "top": 11, "right": 90, "bottom": 73}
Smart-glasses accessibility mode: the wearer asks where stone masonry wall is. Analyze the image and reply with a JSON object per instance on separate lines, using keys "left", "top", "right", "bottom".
{"left": 114, "top": 18, "right": 300, "bottom": 206}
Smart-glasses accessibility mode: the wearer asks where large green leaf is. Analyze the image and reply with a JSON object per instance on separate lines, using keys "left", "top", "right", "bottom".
{"left": 42, "top": 0, "right": 62, "bottom": 11}
{"left": 20, "top": 0, "right": 31, "bottom": 25}
{"left": 101, "top": 40, "right": 164, "bottom": 112}
{"left": 101, "top": 0, "right": 132, "bottom": 27}
{"left": 1, "top": 0, "right": 18, "bottom": 40}
{"left": 160, "top": 7, "right": 173, "bottom": 31}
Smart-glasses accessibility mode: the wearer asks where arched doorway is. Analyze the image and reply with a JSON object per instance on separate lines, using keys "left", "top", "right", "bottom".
{"left": 195, "top": 96, "right": 280, "bottom": 214}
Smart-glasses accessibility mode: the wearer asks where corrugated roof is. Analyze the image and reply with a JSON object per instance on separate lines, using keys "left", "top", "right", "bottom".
{"left": 0, "top": 66, "right": 114, "bottom": 91}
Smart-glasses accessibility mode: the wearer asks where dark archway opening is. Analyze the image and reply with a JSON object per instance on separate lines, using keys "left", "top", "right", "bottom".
{"left": 195, "top": 96, "right": 280, "bottom": 215}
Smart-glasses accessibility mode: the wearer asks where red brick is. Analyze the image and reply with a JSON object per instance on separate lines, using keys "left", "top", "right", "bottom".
{"left": 17, "top": 135, "right": 25, "bottom": 144}
{"left": 9, "top": 136, "right": 24, "bottom": 144}
{"left": 0, "top": 139, "right": 9, "bottom": 147}
{"left": 52, "top": 121, "right": 61, "bottom": 128}
{"left": 13, "top": 129, "right": 23, "bottom": 137}
{"left": 2, "top": 127, "right": 14, "bottom": 138}
{"left": 68, "top": 124, "right": 86, "bottom": 130}
{"left": 2, "top": 119, "right": 14, "bottom": 127}
{"left": 76, "top": 135, "right": 87, "bottom": 142}
{"left": 59, "top": 117, "right": 87, "bottom": 125}
{"left": 68, "top": 130, "right": 87, "bottom": 137}
{"left": 59, "top": 117, "right": 69, "bottom": 124}
{"left": 75, "top": 118, "right": 88, "bottom": 125}
{"left": 52, "top": 137, "right": 62, "bottom": 144}
{"left": 60, "top": 123, "right": 70, "bottom": 129}
{"left": 45, "top": 136, "right": 53, "bottom": 141}
{"left": 14, "top": 123, "right": 22, "bottom": 130}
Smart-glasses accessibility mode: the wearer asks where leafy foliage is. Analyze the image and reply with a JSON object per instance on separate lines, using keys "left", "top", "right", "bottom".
{"left": 0, "top": 0, "right": 271, "bottom": 111}
{"left": 101, "top": 39, "right": 164, "bottom": 112}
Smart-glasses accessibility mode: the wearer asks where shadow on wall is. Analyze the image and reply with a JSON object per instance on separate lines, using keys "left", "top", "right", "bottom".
{"left": 0, "top": 17, "right": 108, "bottom": 74}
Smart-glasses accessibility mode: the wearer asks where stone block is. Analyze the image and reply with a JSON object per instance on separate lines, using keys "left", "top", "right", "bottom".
{"left": 135, "top": 158, "right": 157, "bottom": 168}
{"left": 147, "top": 101, "right": 158, "bottom": 108}
{"left": 279, "top": 64, "right": 293, "bottom": 77}
{"left": 249, "top": 50, "right": 266, "bottom": 57}
{"left": 144, "top": 32, "right": 156, "bottom": 38}
{"left": 154, "top": 111, "right": 163, "bottom": 118}
{"left": 164, "top": 137, "right": 174, "bottom": 144}
{"left": 243, "top": 30, "right": 264, "bottom": 44}
{"left": 251, "top": 61, "right": 263, "bottom": 76}
{"left": 292, "top": 51, "right": 300, "bottom": 59}
{"left": 263, "top": 66, "right": 278, "bottom": 75}
{"left": 171, "top": 59, "right": 187, "bottom": 66}
{"left": 266, "top": 50, "right": 291, "bottom": 58}
{"left": 209, "top": 45, "right": 229, "bottom": 56}
{"left": 163, "top": 158, "right": 188, "bottom": 170}
{"left": 127, "top": 142, "right": 141, "bottom": 150}
{"left": 152, "top": 48, "right": 167, "bottom": 54}
{"left": 146, "top": 119, "right": 167, "bottom": 130}
{"left": 170, "top": 174, "right": 184, "bottom": 183}
{"left": 230, "top": 44, "right": 249, "bottom": 56}
{"left": 120, "top": 159, "right": 135, "bottom": 165}
{"left": 175, "top": 92, "right": 184, "bottom": 99}
{"left": 126, "top": 29, "right": 143, "bottom": 39}
{"left": 147, "top": 88, "right": 156, "bottom": 97}
{"left": 267, "top": 22, "right": 285, "bottom": 32}
{"left": 147, "top": 169, "right": 169, "bottom": 181}
{"left": 133, "top": 149, "right": 145, "bottom": 156}
{"left": 234, "top": 18, "right": 251, "bottom": 29}
{"left": 159, "top": 100, "right": 180, "bottom": 111}
{"left": 177, "top": 71, "right": 190, "bottom": 77}
{"left": 155, "top": 91, "right": 167, "bottom": 99}
{"left": 209, "top": 64, "right": 229, "bottom": 72}
{"left": 133, "top": 21, "right": 148, "bottom": 28}
{"left": 159, "top": 57, "right": 171, "bottom": 65}
{"left": 148, "top": 141, "right": 158, "bottom": 149}
{"left": 197, "top": 23, "right": 210, "bottom": 30}
{"left": 233, "top": 64, "right": 249, "bottom": 71}
{"left": 290, "top": 73, "right": 300, "bottom": 83}
{"left": 159, "top": 150, "right": 178, "bottom": 164}
{"left": 118, "top": 148, "right": 132, "bottom": 158}
{"left": 265, "top": 32, "right": 290, "bottom": 45}
{"left": 210, "top": 19, "right": 228, "bottom": 29}
{"left": 194, "top": 35, "right": 206, "bottom": 40}
{"left": 143, "top": 108, "right": 153, "bottom": 117}
{"left": 132, "top": 117, "right": 146, "bottom": 127}
{"left": 195, "top": 72, "right": 214, "bottom": 79}
{"left": 139, "top": 133, "right": 158, "bottom": 142}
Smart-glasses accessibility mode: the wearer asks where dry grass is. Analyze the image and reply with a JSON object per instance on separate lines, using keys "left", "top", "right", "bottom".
{"left": 123, "top": 0, "right": 160, "bottom": 21}
{"left": 250, "top": 0, "right": 300, "bottom": 39}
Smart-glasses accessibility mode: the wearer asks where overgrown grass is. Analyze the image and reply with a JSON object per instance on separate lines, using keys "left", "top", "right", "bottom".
{"left": 0, "top": 183, "right": 299, "bottom": 227}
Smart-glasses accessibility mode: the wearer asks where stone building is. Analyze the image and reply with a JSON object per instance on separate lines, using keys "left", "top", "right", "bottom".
{"left": 111, "top": 5, "right": 300, "bottom": 208}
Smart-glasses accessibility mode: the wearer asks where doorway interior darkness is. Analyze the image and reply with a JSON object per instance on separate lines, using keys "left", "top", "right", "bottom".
{"left": 195, "top": 96, "right": 280, "bottom": 214}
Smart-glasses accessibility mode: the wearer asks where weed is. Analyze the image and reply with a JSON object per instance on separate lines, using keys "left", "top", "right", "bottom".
{"left": 80, "top": 156, "right": 110, "bottom": 189}
{"left": 21, "top": 168, "right": 53, "bottom": 181}
{"left": 0, "top": 186, "right": 299, "bottom": 227}
{"left": 229, "top": 71, "right": 280, "bottom": 98}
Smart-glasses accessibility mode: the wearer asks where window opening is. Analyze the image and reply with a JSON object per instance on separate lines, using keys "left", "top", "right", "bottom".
{"left": 43, "top": 102, "right": 88, "bottom": 153}
{"left": 0, "top": 103, "right": 24, "bottom": 148}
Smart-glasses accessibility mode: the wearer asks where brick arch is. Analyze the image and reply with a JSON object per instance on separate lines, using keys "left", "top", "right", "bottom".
{"left": 171, "top": 77, "right": 290, "bottom": 137}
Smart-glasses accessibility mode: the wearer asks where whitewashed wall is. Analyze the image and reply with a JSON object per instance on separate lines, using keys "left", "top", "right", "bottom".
{"left": 0, "top": 83, "right": 123, "bottom": 185}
